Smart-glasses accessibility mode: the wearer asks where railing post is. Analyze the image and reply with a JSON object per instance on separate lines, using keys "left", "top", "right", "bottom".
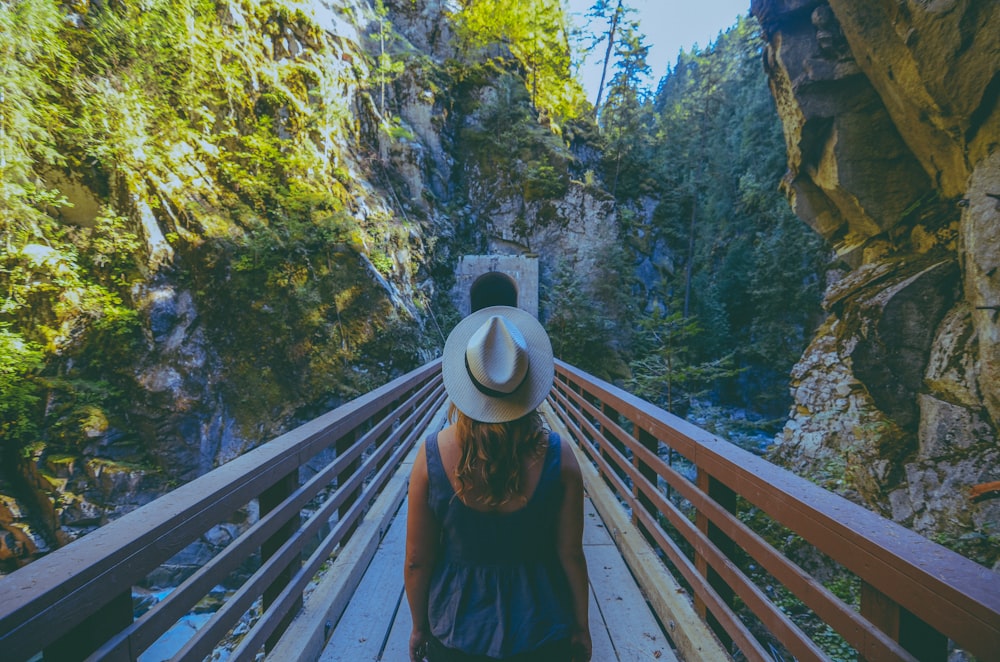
{"left": 374, "top": 402, "right": 397, "bottom": 473}
{"left": 337, "top": 428, "right": 363, "bottom": 539}
{"left": 633, "top": 427, "right": 659, "bottom": 532}
{"left": 694, "top": 469, "right": 736, "bottom": 651}
{"left": 566, "top": 380, "right": 586, "bottom": 450}
{"left": 860, "top": 581, "right": 947, "bottom": 661}
{"left": 601, "top": 402, "right": 627, "bottom": 484}
{"left": 44, "top": 590, "right": 132, "bottom": 661}
{"left": 260, "top": 469, "right": 301, "bottom": 652}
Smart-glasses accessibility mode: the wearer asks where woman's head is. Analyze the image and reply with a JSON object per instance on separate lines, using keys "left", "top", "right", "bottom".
{"left": 441, "top": 306, "right": 554, "bottom": 424}
{"left": 441, "top": 306, "right": 555, "bottom": 506}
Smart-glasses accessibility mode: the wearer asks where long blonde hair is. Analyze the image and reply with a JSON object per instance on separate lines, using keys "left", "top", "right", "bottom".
{"left": 448, "top": 403, "right": 548, "bottom": 508}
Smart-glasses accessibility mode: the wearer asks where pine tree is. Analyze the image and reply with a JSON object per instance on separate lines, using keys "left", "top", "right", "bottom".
{"left": 641, "top": 16, "right": 828, "bottom": 416}
{"left": 599, "top": 19, "right": 654, "bottom": 199}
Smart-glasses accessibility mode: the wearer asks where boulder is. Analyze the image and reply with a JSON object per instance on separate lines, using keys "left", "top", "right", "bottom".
{"left": 846, "top": 259, "right": 959, "bottom": 429}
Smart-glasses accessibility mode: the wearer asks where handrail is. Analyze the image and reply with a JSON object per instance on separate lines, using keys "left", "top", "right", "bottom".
{"left": 0, "top": 359, "right": 444, "bottom": 662}
{"left": 3, "top": 356, "right": 998, "bottom": 662}
{"left": 547, "top": 359, "right": 1000, "bottom": 662}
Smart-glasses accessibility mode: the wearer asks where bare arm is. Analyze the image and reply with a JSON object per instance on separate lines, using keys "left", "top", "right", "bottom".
{"left": 404, "top": 444, "right": 440, "bottom": 661}
{"left": 557, "top": 441, "right": 591, "bottom": 661}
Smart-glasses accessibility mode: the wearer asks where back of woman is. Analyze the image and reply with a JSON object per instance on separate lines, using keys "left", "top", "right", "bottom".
{"left": 404, "top": 307, "right": 591, "bottom": 662}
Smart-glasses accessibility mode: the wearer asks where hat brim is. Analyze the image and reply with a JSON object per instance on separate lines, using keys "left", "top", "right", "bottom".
{"left": 442, "top": 306, "right": 554, "bottom": 423}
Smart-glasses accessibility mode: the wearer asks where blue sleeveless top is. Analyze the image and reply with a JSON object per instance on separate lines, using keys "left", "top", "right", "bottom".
{"left": 425, "top": 431, "right": 573, "bottom": 658}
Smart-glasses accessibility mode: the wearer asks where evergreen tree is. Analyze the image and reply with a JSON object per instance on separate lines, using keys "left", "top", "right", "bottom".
{"left": 641, "top": 16, "right": 827, "bottom": 418}
{"left": 629, "top": 303, "right": 738, "bottom": 416}
{"left": 583, "top": 0, "right": 631, "bottom": 114}
{"left": 599, "top": 19, "right": 655, "bottom": 199}
{"left": 543, "top": 251, "right": 634, "bottom": 380}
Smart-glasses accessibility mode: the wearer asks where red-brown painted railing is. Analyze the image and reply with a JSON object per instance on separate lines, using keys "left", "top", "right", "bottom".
{"left": 0, "top": 360, "right": 444, "bottom": 662}
{"left": 3, "top": 357, "right": 999, "bottom": 662}
{"left": 548, "top": 359, "right": 1000, "bottom": 662}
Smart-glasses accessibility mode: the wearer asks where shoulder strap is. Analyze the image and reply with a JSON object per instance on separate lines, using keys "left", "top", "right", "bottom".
{"left": 423, "top": 433, "right": 453, "bottom": 512}
{"left": 540, "top": 431, "right": 562, "bottom": 486}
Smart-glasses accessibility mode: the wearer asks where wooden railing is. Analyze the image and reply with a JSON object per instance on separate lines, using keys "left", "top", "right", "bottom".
{"left": 0, "top": 360, "right": 445, "bottom": 662}
{"left": 3, "top": 356, "right": 999, "bottom": 662}
{"left": 547, "top": 359, "right": 1000, "bottom": 662}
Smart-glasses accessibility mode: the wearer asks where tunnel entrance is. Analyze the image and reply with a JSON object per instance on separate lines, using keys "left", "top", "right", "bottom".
{"left": 453, "top": 255, "right": 538, "bottom": 318}
{"left": 470, "top": 272, "right": 518, "bottom": 311}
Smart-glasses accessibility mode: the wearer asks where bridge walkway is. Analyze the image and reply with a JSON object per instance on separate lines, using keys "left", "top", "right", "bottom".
{"left": 278, "top": 406, "right": 681, "bottom": 661}
{"left": 4, "top": 359, "right": 998, "bottom": 662}
{"left": 317, "top": 495, "right": 676, "bottom": 661}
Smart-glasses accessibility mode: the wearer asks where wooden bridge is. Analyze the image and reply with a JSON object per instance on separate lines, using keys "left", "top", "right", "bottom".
{"left": 1, "top": 359, "right": 998, "bottom": 661}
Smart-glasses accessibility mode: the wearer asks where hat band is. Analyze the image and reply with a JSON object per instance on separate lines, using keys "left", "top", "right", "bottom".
{"left": 465, "top": 354, "right": 530, "bottom": 399}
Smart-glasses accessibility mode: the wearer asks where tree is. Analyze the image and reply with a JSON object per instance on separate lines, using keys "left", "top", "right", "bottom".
{"left": 543, "top": 259, "right": 617, "bottom": 378}
{"left": 641, "top": 16, "right": 827, "bottom": 416}
{"left": 599, "top": 19, "right": 654, "bottom": 198}
{"left": 584, "top": 0, "right": 628, "bottom": 115}
{"left": 628, "top": 304, "right": 739, "bottom": 416}
{"left": 451, "top": 0, "right": 586, "bottom": 122}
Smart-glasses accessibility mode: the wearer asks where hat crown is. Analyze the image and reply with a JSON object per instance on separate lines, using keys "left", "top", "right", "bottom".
{"left": 465, "top": 316, "right": 529, "bottom": 395}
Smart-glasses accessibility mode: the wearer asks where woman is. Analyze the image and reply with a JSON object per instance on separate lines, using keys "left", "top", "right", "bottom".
{"left": 405, "top": 306, "right": 592, "bottom": 662}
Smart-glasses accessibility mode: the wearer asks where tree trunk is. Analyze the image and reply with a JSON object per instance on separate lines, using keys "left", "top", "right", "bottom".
{"left": 593, "top": 0, "right": 622, "bottom": 116}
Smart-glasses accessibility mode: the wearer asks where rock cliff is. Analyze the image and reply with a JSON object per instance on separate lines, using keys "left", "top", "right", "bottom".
{"left": 0, "top": 0, "right": 614, "bottom": 568}
{"left": 751, "top": 0, "right": 1000, "bottom": 564}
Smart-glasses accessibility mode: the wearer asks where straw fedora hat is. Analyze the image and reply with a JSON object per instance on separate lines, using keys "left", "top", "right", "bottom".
{"left": 442, "top": 306, "right": 554, "bottom": 423}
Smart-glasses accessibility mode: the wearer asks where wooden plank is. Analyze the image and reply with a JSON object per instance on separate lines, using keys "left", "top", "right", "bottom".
{"left": 381, "top": 591, "right": 411, "bottom": 661}
{"left": 587, "top": 543, "right": 676, "bottom": 661}
{"left": 588, "top": 583, "right": 619, "bottom": 661}
{"left": 541, "top": 401, "right": 730, "bottom": 662}
{"left": 581, "top": 493, "right": 623, "bottom": 659}
{"left": 320, "top": 503, "right": 409, "bottom": 661}
{"left": 583, "top": 498, "right": 614, "bottom": 547}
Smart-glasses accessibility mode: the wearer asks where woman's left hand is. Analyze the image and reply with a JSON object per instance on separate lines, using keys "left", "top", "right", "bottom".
{"left": 409, "top": 628, "right": 431, "bottom": 661}
{"left": 570, "top": 627, "right": 592, "bottom": 662}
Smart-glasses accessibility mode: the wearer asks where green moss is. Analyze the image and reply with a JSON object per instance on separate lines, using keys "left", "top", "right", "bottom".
{"left": 932, "top": 530, "right": 1000, "bottom": 570}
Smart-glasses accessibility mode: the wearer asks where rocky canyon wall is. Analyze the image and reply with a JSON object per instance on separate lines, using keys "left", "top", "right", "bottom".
{"left": 751, "top": 0, "right": 1000, "bottom": 563}
{"left": 0, "top": 0, "right": 617, "bottom": 569}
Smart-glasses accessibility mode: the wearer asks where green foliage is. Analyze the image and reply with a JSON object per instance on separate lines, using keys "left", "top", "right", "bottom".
{"left": 455, "top": 70, "right": 573, "bottom": 232}
{"left": 598, "top": 17, "right": 656, "bottom": 198}
{"left": 641, "top": 16, "right": 827, "bottom": 418}
{"left": 523, "top": 162, "right": 568, "bottom": 201}
{"left": 0, "top": 0, "right": 428, "bottom": 459}
{"left": 544, "top": 260, "right": 612, "bottom": 372}
{"left": 628, "top": 304, "right": 740, "bottom": 415}
{"left": 0, "top": 328, "right": 44, "bottom": 445}
{"left": 450, "top": 0, "right": 587, "bottom": 121}
{"left": 79, "top": 208, "right": 142, "bottom": 287}
{"left": 543, "top": 253, "right": 633, "bottom": 380}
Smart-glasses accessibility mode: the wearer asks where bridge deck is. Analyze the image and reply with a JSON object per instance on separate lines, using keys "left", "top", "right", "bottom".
{"left": 317, "top": 481, "right": 678, "bottom": 661}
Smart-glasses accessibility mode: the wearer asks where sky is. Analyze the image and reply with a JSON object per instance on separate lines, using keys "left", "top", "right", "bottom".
{"left": 566, "top": 0, "right": 751, "bottom": 102}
